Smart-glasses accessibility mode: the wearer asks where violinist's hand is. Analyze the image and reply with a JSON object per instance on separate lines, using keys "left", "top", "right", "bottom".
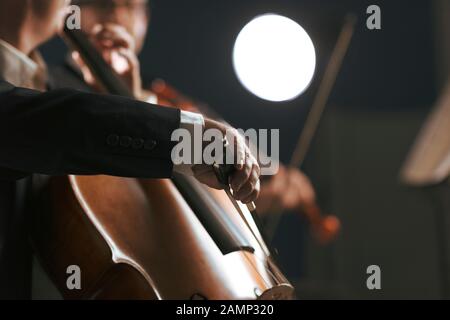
{"left": 256, "top": 165, "right": 316, "bottom": 215}
{"left": 191, "top": 119, "right": 261, "bottom": 204}
{"left": 72, "top": 23, "right": 143, "bottom": 98}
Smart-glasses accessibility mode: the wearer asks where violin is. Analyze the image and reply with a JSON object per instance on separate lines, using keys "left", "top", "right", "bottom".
{"left": 298, "top": 202, "right": 340, "bottom": 244}
{"left": 151, "top": 79, "right": 340, "bottom": 245}
{"left": 30, "top": 27, "right": 294, "bottom": 300}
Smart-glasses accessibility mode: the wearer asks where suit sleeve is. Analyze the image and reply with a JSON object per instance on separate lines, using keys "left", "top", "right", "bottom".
{"left": 0, "top": 80, "right": 181, "bottom": 180}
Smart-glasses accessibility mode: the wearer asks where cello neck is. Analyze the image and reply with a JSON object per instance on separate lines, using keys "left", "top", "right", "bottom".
{"left": 63, "top": 27, "right": 133, "bottom": 97}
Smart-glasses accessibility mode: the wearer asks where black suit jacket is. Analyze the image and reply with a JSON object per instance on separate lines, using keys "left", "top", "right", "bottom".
{"left": 0, "top": 79, "right": 180, "bottom": 299}
{"left": 0, "top": 80, "right": 181, "bottom": 179}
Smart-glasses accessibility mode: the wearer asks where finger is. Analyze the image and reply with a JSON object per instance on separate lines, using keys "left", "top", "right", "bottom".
{"left": 71, "top": 51, "right": 96, "bottom": 86}
{"left": 253, "top": 159, "right": 261, "bottom": 179}
{"left": 109, "top": 50, "right": 129, "bottom": 75}
{"left": 233, "top": 165, "right": 260, "bottom": 200}
{"left": 233, "top": 133, "right": 245, "bottom": 170}
{"left": 117, "top": 47, "right": 140, "bottom": 70}
{"left": 90, "top": 25, "right": 115, "bottom": 51}
{"left": 241, "top": 181, "right": 261, "bottom": 204}
{"left": 94, "top": 32, "right": 129, "bottom": 50}
{"left": 105, "top": 24, "right": 135, "bottom": 51}
{"left": 230, "top": 157, "right": 253, "bottom": 192}
{"left": 242, "top": 190, "right": 259, "bottom": 204}
{"left": 71, "top": 51, "right": 86, "bottom": 70}
{"left": 91, "top": 24, "right": 135, "bottom": 51}
{"left": 96, "top": 47, "right": 137, "bottom": 77}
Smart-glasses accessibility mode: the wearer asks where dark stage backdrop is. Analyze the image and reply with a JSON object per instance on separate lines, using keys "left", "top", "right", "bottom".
{"left": 41, "top": 0, "right": 437, "bottom": 156}
{"left": 39, "top": 0, "right": 442, "bottom": 299}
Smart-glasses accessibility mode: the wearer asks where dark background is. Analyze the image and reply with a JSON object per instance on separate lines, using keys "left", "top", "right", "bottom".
{"left": 39, "top": 0, "right": 448, "bottom": 299}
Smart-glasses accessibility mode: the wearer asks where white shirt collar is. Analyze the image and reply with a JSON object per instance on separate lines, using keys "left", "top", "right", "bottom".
{"left": 0, "top": 39, "right": 46, "bottom": 90}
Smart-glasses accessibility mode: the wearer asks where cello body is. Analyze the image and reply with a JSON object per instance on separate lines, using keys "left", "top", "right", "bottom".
{"left": 30, "top": 28, "right": 294, "bottom": 300}
{"left": 32, "top": 175, "right": 292, "bottom": 299}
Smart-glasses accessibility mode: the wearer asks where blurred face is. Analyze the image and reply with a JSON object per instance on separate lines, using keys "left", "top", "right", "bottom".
{"left": 79, "top": 0, "right": 150, "bottom": 52}
{"left": 31, "top": 0, "right": 72, "bottom": 38}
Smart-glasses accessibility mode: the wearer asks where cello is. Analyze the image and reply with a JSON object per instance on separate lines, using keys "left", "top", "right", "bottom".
{"left": 30, "top": 26, "right": 294, "bottom": 300}
{"left": 151, "top": 79, "right": 341, "bottom": 244}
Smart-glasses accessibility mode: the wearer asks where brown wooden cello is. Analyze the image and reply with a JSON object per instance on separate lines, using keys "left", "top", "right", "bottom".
{"left": 151, "top": 79, "right": 341, "bottom": 245}
{"left": 30, "top": 26, "right": 294, "bottom": 300}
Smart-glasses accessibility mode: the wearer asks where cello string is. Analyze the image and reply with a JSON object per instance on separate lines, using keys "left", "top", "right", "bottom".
{"left": 223, "top": 186, "right": 271, "bottom": 256}
{"left": 212, "top": 147, "right": 273, "bottom": 257}
{"left": 211, "top": 165, "right": 281, "bottom": 295}
{"left": 221, "top": 185, "right": 283, "bottom": 295}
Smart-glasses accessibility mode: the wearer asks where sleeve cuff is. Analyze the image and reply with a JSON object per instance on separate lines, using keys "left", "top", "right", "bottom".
{"left": 180, "top": 110, "right": 205, "bottom": 128}
{"left": 173, "top": 110, "right": 205, "bottom": 176}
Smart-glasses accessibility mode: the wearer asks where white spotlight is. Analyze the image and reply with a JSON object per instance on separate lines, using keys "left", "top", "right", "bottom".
{"left": 233, "top": 14, "right": 316, "bottom": 102}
